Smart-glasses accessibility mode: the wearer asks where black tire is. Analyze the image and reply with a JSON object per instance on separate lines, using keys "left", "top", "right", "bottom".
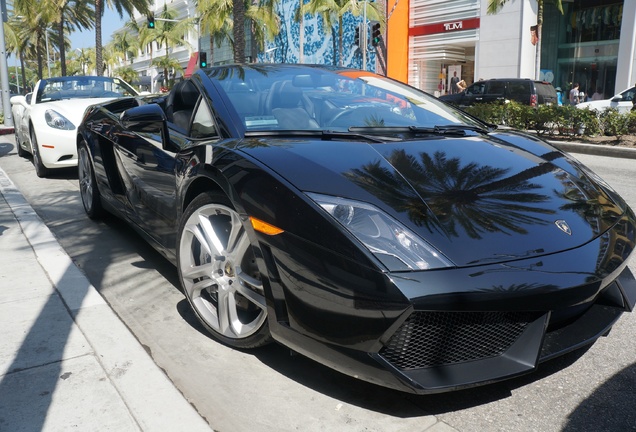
{"left": 16, "top": 132, "right": 27, "bottom": 158}
{"left": 78, "top": 141, "right": 104, "bottom": 219}
{"left": 177, "top": 191, "right": 271, "bottom": 349}
{"left": 30, "top": 129, "right": 49, "bottom": 178}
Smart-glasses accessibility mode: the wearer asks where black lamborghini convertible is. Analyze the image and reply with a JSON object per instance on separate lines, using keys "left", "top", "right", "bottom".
{"left": 77, "top": 64, "right": 636, "bottom": 394}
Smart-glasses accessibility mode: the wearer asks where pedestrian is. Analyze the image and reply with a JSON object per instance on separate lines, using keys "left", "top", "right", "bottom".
{"left": 456, "top": 80, "right": 467, "bottom": 92}
{"left": 450, "top": 71, "right": 460, "bottom": 94}
{"left": 592, "top": 87, "right": 604, "bottom": 100}
{"left": 569, "top": 83, "right": 580, "bottom": 105}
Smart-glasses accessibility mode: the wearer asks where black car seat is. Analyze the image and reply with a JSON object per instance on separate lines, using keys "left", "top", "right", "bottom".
{"left": 166, "top": 81, "right": 199, "bottom": 133}
{"left": 265, "top": 80, "right": 319, "bottom": 129}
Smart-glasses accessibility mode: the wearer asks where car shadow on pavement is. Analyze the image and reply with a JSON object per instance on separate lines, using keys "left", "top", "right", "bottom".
{"left": 42, "top": 167, "right": 78, "bottom": 180}
{"left": 563, "top": 362, "right": 636, "bottom": 431}
{"left": 252, "top": 338, "right": 592, "bottom": 416}
{"left": 0, "top": 142, "right": 13, "bottom": 157}
{"left": 176, "top": 293, "right": 597, "bottom": 418}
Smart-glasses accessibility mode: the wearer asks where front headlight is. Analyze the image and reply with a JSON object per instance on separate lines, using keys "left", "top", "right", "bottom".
{"left": 45, "top": 110, "right": 75, "bottom": 130}
{"left": 307, "top": 193, "right": 453, "bottom": 271}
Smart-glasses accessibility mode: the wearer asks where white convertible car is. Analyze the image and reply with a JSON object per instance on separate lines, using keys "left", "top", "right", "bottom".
{"left": 11, "top": 76, "right": 138, "bottom": 177}
{"left": 577, "top": 85, "right": 636, "bottom": 114}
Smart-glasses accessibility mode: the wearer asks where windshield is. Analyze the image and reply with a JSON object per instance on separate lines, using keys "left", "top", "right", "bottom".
{"left": 36, "top": 76, "right": 138, "bottom": 103}
{"left": 207, "top": 65, "right": 484, "bottom": 132}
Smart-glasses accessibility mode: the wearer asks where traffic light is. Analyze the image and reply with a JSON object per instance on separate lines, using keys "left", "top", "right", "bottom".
{"left": 147, "top": 15, "right": 155, "bottom": 29}
{"left": 354, "top": 25, "right": 360, "bottom": 46}
{"left": 199, "top": 52, "right": 208, "bottom": 68}
{"left": 371, "top": 22, "right": 381, "bottom": 47}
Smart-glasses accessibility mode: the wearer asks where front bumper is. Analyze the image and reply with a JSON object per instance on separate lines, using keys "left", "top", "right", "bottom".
{"left": 372, "top": 267, "right": 636, "bottom": 393}
{"left": 266, "top": 209, "right": 636, "bottom": 394}
{"left": 34, "top": 127, "right": 78, "bottom": 169}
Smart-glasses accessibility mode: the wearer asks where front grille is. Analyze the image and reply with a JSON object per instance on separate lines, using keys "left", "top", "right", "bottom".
{"left": 379, "top": 311, "right": 541, "bottom": 370}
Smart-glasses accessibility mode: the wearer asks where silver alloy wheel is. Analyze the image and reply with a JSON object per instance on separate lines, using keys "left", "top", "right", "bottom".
{"left": 78, "top": 146, "right": 94, "bottom": 213}
{"left": 179, "top": 203, "right": 267, "bottom": 340}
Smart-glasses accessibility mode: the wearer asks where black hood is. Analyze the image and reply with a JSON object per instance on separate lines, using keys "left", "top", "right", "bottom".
{"left": 238, "top": 133, "right": 626, "bottom": 267}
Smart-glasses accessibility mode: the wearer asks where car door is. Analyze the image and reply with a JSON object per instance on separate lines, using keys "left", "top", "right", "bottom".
{"left": 113, "top": 81, "right": 218, "bottom": 248}
{"left": 462, "top": 82, "right": 487, "bottom": 106}
{"left": 612, "top": 87, "right": 636, "bottom": 114}
{"left": 484, "top": 81, "right": 507, "bottom": 104}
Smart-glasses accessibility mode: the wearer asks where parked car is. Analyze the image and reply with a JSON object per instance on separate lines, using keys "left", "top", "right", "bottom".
{"left": 439, "top": 78, "right": 558, "bottom": 107}
{"left": 10, "top": 76, "right": 138, "bottom": 177}
{"left": 77, "top": 64, "right": 636, "bottom": 394}
{"left": 577, "top": 86, "right": 636, "bottom": 113}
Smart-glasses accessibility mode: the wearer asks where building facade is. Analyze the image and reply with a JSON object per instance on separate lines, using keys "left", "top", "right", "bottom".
{"left": 387, "top": 0, "right": 636, "bottom": 98}
{"left": 119, "top": 0, "right": 635, "bottom": 99}
{"left": 119, "top": 0, "right": 200, "bottom": 93}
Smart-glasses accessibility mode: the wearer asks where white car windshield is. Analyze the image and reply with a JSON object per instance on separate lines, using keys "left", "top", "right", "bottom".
{"left": 36, "top": 77, "right": 138, "bottom": 103}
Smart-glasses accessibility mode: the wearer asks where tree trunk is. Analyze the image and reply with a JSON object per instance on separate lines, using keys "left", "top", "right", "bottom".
{"left": 535, "top": 2, "right": 543, "bottom": 80}
{"left": 36, "top": 35, "right": 43, "bottom": 79}
{"left": 58, "top": 11, "right": 67, "bottom": 76}
{"left": 233, "top": 0, "right": 246, "bottom": 62}
{"left": 338, "top": 16, "right": 343, "bottom": 67}
{"left": 19, "top": 50, "right": 27, "bottom": 93}
{"left": 95, "top": 0, "right": 104, "bottom": 75}
{"left": 299, "top": 12, "right": 303, "bottom": 63}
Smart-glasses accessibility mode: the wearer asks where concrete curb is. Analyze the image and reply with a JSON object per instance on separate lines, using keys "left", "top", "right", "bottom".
{"left": 548, "top": 140, "right": 636, "bottom": 159}
{"left": 0, "top": 126, "right": 14, "bottom": 135}
{"left": 0, "top": 167, "right": 211, "bottom": 432}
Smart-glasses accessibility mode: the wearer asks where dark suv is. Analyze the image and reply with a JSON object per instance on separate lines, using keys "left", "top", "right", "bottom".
{"left": 439, "top": 78, "right": 558, "bottom": 107}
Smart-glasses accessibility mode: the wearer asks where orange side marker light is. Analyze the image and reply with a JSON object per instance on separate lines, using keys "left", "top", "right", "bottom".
{"left": 250, "top": 216, "right": 284, "bottom": 235}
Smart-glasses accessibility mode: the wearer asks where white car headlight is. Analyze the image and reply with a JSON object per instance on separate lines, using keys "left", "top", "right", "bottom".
{"left": 307, "top": 193, "right": 454, "bottom": 271}
{"left": 45, "top": 109, "right": 75, "bottom": 130}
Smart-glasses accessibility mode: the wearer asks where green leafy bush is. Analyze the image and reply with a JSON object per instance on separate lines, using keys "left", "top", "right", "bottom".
{"left": 597, "top": 108, "right": 631, "bottom": 138}
{"left": 462, "top": 103, "right": 630, "bottom": 138}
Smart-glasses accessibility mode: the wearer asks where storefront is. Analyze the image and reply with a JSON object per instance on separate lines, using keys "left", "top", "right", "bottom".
{"left": 404, "top": 0, "right": 480, "bottom": 95}
{"left": 387, "top": 0, "right": 636, "bottom": 97}
{"left": 542, "top": 1, "right": 628, "bottom": 100}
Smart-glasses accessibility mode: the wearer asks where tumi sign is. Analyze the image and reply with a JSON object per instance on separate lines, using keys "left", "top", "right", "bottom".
{"left": 409, "top": 17, "right": 480, "bottom": 37}
{"left": 444, "top": 21, "right": 463, "bottom": 31}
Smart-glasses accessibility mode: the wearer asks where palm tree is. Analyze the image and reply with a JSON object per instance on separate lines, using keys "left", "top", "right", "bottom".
{"left": 151, "top": 56, "right": 184, "bottom": 89}
{"left": 94, "top": 0, "right": 150, "bottom": 76}
{"left": 197, "top": 0, "right": 234, "bottom": 66}
{"left": 150, "top": 4, "right": 194, "bottom": 60}
{"left": 487, "top": 0, "right": 564, "bottom": 80}
{"left": 247, "top": 0, "right": 280, "bottom": 62}
{"left": 4, "top": 17, "right": 30, "bottom": 92}
{"left": 122, "top": 18, "right": 154, "bottom": 64}
{"left": 47, "top": 0, "right": 94, "bottom": 76}
{"left": 13, "top": 0, "right": 57, "bottom": 79}
{"left": 114, "top": 65, "right": 139, "bottom": 86}
{"left": 301, "top": 0, "right": 383, "bottom": 66}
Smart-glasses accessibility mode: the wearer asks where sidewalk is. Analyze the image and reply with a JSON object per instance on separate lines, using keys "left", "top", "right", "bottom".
{"left": 0, "top": 167, "right": 211, "bottom": 431}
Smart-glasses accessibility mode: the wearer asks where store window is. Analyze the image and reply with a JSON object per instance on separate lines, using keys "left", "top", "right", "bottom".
{"left": 541, "top": 1, "right": 624, "bottom": 102}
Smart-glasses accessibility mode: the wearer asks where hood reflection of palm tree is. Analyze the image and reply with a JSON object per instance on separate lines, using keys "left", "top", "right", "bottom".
{"left": 346, "top": 150, "right": 556, "bottom": 239}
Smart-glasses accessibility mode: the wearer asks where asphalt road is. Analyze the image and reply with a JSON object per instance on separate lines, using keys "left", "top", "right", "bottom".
{"left": 1, "top": 134, "right": 635, "bottom": 432}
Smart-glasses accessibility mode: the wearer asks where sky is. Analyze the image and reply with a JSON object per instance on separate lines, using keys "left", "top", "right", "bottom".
{"left": 68, "top": 8, "right": 130, "bottom": 50}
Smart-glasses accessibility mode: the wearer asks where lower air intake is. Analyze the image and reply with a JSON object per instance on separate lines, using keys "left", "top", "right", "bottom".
{"left": 380, "top": 311, "right": 541, "bottom": 370}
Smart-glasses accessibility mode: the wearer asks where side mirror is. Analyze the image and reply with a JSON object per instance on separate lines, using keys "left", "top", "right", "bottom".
{"left": 611, "top": 95, "right": 623, "bottom": 102}
{"left": 10, "top": 95, "right": 26, "bottom": 106}
{"left": 121, "top": 104, "right": 167, "bottom": 134}
{"left": 121, "top": 104, "right": 174, "bottom": 151}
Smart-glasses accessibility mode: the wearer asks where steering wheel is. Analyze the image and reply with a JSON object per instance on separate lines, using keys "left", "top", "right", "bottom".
{"left": 327, "top": 109, "right": 359, "bottom": 128}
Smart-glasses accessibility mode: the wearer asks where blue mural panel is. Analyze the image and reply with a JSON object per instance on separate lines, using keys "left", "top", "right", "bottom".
{"left": 260, "top": 0, "right": 377, "bottom": 71}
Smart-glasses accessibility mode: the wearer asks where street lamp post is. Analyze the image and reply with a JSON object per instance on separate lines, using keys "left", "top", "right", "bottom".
{"left": 0, "top": 5, "right": 13, "bottom": 126}
{"left": 45, "top": 30, "right": 51, "bottom": 77}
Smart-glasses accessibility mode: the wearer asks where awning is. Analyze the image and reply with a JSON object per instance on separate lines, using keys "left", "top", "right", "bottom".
{"left": 133, "top": 76, "right": 152, "bottom": 86}
{"left": 184, "top": 52, "right": 199, "bottom": 78}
